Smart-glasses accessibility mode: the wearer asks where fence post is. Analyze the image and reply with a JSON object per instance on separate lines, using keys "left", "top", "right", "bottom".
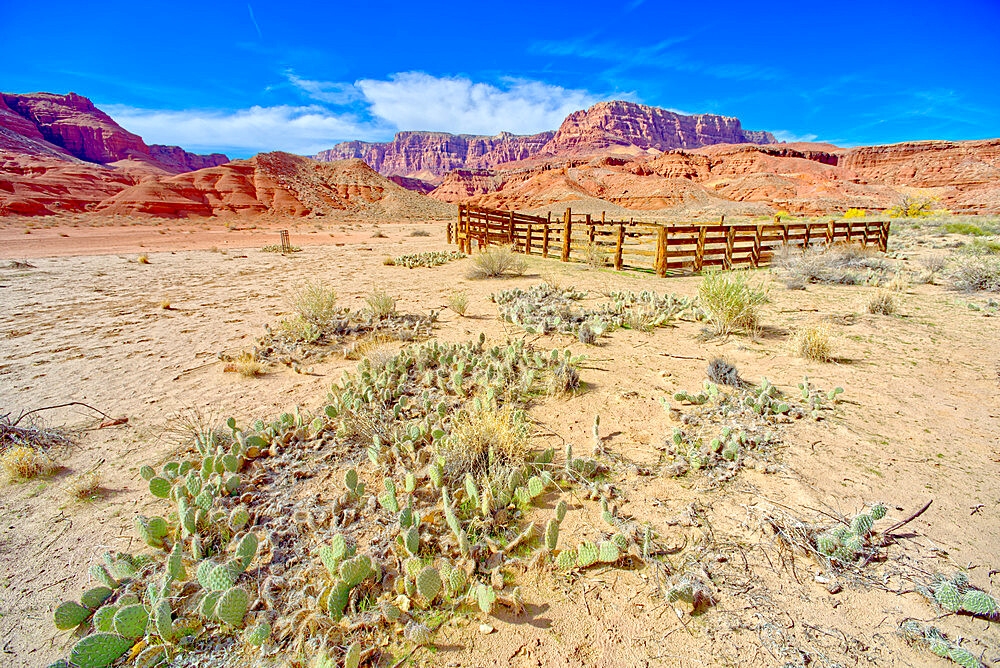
{"left": 782, "top": 223, "right": 789, "bottom": 247}
{"left": 879, "top": 221, "right": 890, "bottom": 252}
{"left": 724, "top": 226, "right": 735, "bottom": 269}
{"left": 601, "top": 211, "right": 606, "bottom": 223}
{"left": 561, "top": 208, "right": 572, "bottom": 262}
{"left": 694, "top": 226, "right": 706, "bottom": 272}
{"left": 826, "top": 220, "right": 834, "bottom": 245}
{"left": 846, "top": 220, "right": 853, "bottom": 245}
{"left": 586, "top": 214, "right": 594, "bottom": 245}
{"left": 615, "top": 224, "right": 624, "bottom": 270}
{"left": 803, "top": 223, "right": 811, "bottom": 249}
{"left": 508, "top": 211, "right": 515, "bottom": 247}
{"left": 447, "top": 221, "right": 452, "bottom": 245}
{"left": 720, "top": 214, "right": 726, "bottom": 224}
{"left": 525, "top": 223, "right": 533, "bottom": 255}
{"left": 542, "top": 223, "right": 549, "bottom": 258}
{"left": 752, "top": 225, "right": 763, "bottom": 268}
{"left": 655, "top": 227, "right": 669, "bottom": 277}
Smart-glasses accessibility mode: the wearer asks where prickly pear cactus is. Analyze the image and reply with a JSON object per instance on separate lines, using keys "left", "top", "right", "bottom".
{"left": 245, "top": 620, "right": 271, "bottom": 645}
{"left": 54, "top": 601, "right": 92, "bottom": 630}
{"left": 961, "top": 590, "right": 999, "bottom": 618}
{"left": 416, "top": 566, "right": 442, "bottom": 602}
{"left": 935, "top": 581, "right": 962, "bottom": 612}
{"left": 545, "top": 519, "right": 559, "bottom": 550}
{"left": 112, "top": 604, "right": 148, "bottom": 639}
{"left": 216, "top": 586, "right": 249, "bottom": 627}
{"left": 476, "top": 584, "right": 497, "bottom": 615}
{"left": 69, "top": 633, "right": 133, "bottom": 668}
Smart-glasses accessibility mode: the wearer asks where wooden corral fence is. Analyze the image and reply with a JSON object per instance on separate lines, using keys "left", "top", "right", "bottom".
{"left": 446, "top": 204, "right": 890, "bottom": 276}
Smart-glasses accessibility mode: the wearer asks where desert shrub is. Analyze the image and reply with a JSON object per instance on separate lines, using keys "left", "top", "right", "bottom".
{"left": 383, "top": 256, "right": 396, "bottom": 265}
{"left": 231, "top": 351, "right": 264, "bottom": 377}
{"left": 773, "top": 244, "right": 888, "bottom": 286}
{"left": 941, "top": 222, "right": 984, "bottom": 236}
{"left": 365, "top": 290, "right": 397, "bottom": 319}
{"left": 698, "top": 270, "right": 768, "bottom": 337}
{"left": 866, "top": 290, "right": 897, "bottom": 315}
{"left": 290, "top": 281, "right": 338, "bottom": 329}
{"left": 276, "top": 315, "right": 321, "bottom": 343}
{"left": 371, "top": 228, "right": 387, "bottom": 238}
{"left": 66, "top": 472, "right": 102, "bottom": 501}
{"left": 706, "top": 358, "right": 746, "bottom": 387}
{"left": 1, "top": 446, "right": 52, "bottom": 480}
{"left": 468, "top": 245, "right": 527, "bottom": 279}
{"left": 583, "top": 243, "right": 609, "bottom": 268}
{"left": 961, "top": 238, "right": 1000, "bottom": 254}
{"left": 947, "top": 254, "right": 1000, "bottom": 291}
{"left": 794, "top": 323, "right": 834, "bottom": 362}
{"left": 843, "top": 208, "right": 867, "bottom": 219}
{"left": 888, "top": 196, "right": 935, "bottom": 218}
{"left": 392, "top": 251, "right": 465, "bottom": 268}
{"left": 436, "top": 402, "right": 528, "bottom": 480}
{"left": 447, "top": 293, "right": 469, "bottom": 316}
{"left": 261, "top": 244, "right": 302, "bottom": 253}
{"left": 159, "top": 299, "right": 171, "bottom": 310}
{"left": 409, "top": 229, "right": 431, "bottom": 237}
{"left": 884, "top": 272, "right": 910, "bottom": 292}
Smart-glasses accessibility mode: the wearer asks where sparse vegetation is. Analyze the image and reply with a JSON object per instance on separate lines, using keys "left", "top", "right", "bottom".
{"left": 227, "top": 351, "right": 265, "bottom": 377}
{"left": 844, "top": 208, "right": 867, "bottom": 218}
{"left": 289, "top": 280, "right": 339, "bottom": 329}
{"left": 137, "top": 253, "right": 150, "bottom": 264}
{"left": 392, "top": 251, "right": 465, "bottom": 268}
{"left": 941, "top": 222, "right": 984, "bottom": 236}
{"left": 793, "top": 322, "right": 834, "bottom": 362}
{"left": 1, "top": 445, "right": 51, "bottom": 480}
{"left": 468, "top": 245, "right": 527, "bottom": 278}
{"left": 774, "top": 244, "right": 888, "bottom": 287}
{"left": 409, "top": 229, "right": 431, "bottom": 237}
{"left": 261, "top": 244, "right": 302, "bottom": 253}
{"left": 583, "top": 242, "right": 609, "bottom": 268}
{"left": 947, "top": 254, "right": 1000, "bottom": 291}
{"left": 447, "top": 292, "right": 469, "bottom": 316}
{"left": 365, "top": 289, "right": 397, "bottom": 319}
{"left": 888, "top": 195, "right": 936, "bottom": 218}
{"left": 66, "top": 471, "right": 102, "bottom": 501}
{"left": 867, "top": 289, "right": 897, "bottom": 315}
{"left": 698, "top": 269, "right": 768, "bottom": 337}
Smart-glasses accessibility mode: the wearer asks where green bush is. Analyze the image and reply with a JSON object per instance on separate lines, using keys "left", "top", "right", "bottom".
{"left": 941, "top": 222, "right": 985, "bottom": 236}
{"left": 289, "top": 281, "right": 338, "bottom": 329}
{"left": 698, "top": 270, "right": 768, "bottom": 337}
{"left": 468, "top": 245, "right": 527, "bottom": 279}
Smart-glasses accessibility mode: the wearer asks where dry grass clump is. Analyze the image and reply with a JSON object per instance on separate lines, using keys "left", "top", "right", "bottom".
{"left": 290, "top": 281, "right": 338, "bottom": 329}
{"left": 468, "top": 245, "right": 527, "bottom": 279}
{"left": 698, "top": 269, "right": 768, "bottom": 337}
{"left": 66, "top": 472, "right": 103, "bottom": 501}
{"left": 706, "top": 357, "right": 747, "bottom": 388}
{"left": 947, "top": 254, "right": 1000, "bottom": 291}
{"left": 866, "top": 290, "right": 897, "bottom": 315}
{"left": 447, "top": 293, "right": 469, "bottom": 316}
{"left": 583, "top": 242, "right": 609, "bottom": 268}
{"left": 137, "top": 254, "right": 150, "bottom": 264}
{"left": 383, "top": 256, "right": 396, "bottom": 266}
{"left": 1, "top": 446, "right": 53, "bottom": 480}
{"left": 436, "top": 403, "right": 528, "bottom": 480}
{"left": 774, "top": 244, "right": 887, "bottom": 287}
{"left": 226, "top": 351, "right": 264, "bottom": 377}
{"left": 793, "top": 322, "right": 834, "bottom": 362}
{"left": 159, "top": 299, "right": 172, "bottom": 310}
{"left": 884, "top": 272, "right": 910, "bottom": 293}
{"left": 409, "top": 229, "right": 431, "bottom": 237}
{"left": 545, "top": 362, "right": 581, "bottom": 396}
{"left": 365, "top": 289, "right": 397, "bottom": 319}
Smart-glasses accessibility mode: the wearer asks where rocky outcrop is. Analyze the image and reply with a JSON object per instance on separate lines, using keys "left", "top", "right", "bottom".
{"left": 0, "top": 92, "right": 228, "bottom": 173}
{"left": 313, "top": 130, "right": 555, "bottom": 178}
{"left": 839, "top": 139, "right": 1000, "bottom": 188}
{"left": 386, "top": 174, "right": 436, "bottom": 194}
{"left": 314, "top": 101, "right": 774, "bottom": 178}
{"left": 0, "top": 151, "right": 137, "bottom": 216}
{"left": 539, "top": 101, "right": 775, "bottom": 156}
{"left": 95, "top": 153, "right": 453, "bottom": 219}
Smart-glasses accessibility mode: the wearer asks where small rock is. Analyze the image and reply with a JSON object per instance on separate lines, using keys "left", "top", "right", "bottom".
{"left": 480, "top": 623, "right": 495, "bottom": 634}
{"left": 825, "top": 581, "right": 843, "bottom": 594}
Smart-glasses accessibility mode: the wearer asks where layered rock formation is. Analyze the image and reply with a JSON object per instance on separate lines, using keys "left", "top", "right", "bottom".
{"left": 95, "top": 153, "right": 453, "bottom": 219}
{"left": 313, "top": 101, "right": 775, "bottom": 179}
{"left": 0, "top": 92, "right": 228, "bottom": 173}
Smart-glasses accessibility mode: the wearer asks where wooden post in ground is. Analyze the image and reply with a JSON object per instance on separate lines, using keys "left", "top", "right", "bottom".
{"left": 782, "top": 223, "right": 789, "bottom": 247}
{"left": 542, "top": 224, "right": 550, "bottom": 258}
{"left": 694, "top": 226, "right": 707, "bottom": 272}
{"left": 720, "top": 214, "right": 726, "bottom": 224}
{"left": 879, "top": 221, "right": 890, "bottom": 252}
{"left": 586, "top": 214, "right": 594, "bottom": 245}
{"left": 826, "top": 219, "right": 834, "bottom": 245}
{"left": 846, "top": 221, "right": 853, "bottom": 245}
{"left": 447, "top": 221, "right": 452, "bottom": 245}
{"left": 803, "top": 223, "right": 811, "bottom": 249}
{"left": 724, "top": 226, "right": 735, "bottom": 269}
{"left": 752, "top": 225, "right": 764, "bottom": 268}
{"left": 615, "top": 224, "right": 624, "bottom": 270}
{"left": 655, "top": 226, "right": 669, "bottom": 277}
{"left": 601, "top": 211, "right": 606, "bottom": 223}
{"left": 508, "top": 211, "right": 515, "bottom": 247}
{"left": 525, "top": 224, "right": 533, "bottom": 255}
{"left": 561, "top": 208, "right": 572, "bottom": 262}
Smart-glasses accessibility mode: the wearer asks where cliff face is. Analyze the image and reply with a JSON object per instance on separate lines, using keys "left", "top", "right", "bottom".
{"left": 539, "top": 100, "right": 776, "bottom": 156}
{"left": 839, "top": 139, "right": 1000, "bottom": 188}
{"left": 313, "top": 100, "right": 775, "bottom": 178}
{"left": 313, "top": 130, "right": 555, "bottom": 177}
{"left": 0, "top": 92, "right": 228, "bottom": 173}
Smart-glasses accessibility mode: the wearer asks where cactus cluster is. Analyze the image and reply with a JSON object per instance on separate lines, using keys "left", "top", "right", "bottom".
{"left": 666, "top": 376, "right": 845, "bottom": 479}
{"left": 813, "top": 504, "right": 886, "bottom": 565}
{"left": 927, "top": 572, "right": 999, "bottom": 618}
{"left": 491, "top": 284, "right": 703, "bottom": 340}
{"left": 899, "top": 621, "right": 985, "bottom": 668}
{"left": 391, "top": 251, "right": 466, "bottom": 268}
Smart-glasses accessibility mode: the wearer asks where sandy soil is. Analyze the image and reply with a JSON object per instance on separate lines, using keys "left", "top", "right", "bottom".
{"left": 1, "top": 219, "right": 998, "bottom": 667}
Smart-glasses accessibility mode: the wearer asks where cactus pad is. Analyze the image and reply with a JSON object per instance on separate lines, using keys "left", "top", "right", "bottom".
{"left": 576, "top": 542, "right": 599, "bottom": 568}
{"left": 946, "top": 646, "right": 980, "bottom": 668}
{"left": 961, "top": 590, "right": 998, "bottom": 617}
{"left": 148, "top": 477, "right": 171, "bottom": 499}
{"left": 112, "top": 604, "right": 148, "bottom": 638}
{"left": 339, "top": 555, "right": 373, "bottom": 587}
{"left": 152, "top": 600, "right": 173, "bottom": 642}
{"left": 850, "top": 513, "right": 874, "bottom": 536}
{"left": 326, "top": 582, "right": 352, "bottom": 620}
{"left": 229, "top": 505, "right": 250, "bottom": 531}
{"left": 527, "top": 476, "right": 545, "bottom": 498}
{"left": 476, "top": 584, "right": 497, "bottom": 615}
{"left": 92, "top": 606, "right": 116, "bottom": 632}
{"left": 545, "top": 519, "right": 559, "bottom": 550}
{"left": 555, "top": 500, "right": 568, "bottom": 523}
{"left": 245, "top": 620, "right": 270, "bottom": 645}
{"left": 69, "top": 633, "right": 133, "bottom": 668}
{"left": 935, "top": 581, "right": 962, "bottom": 612}
{"left": 403, "top": 526, "right": 420, "bottom": 556}
{"left": 416, "top": 566, "right": 442, "bottom": 602}
{"left": 216, "top": 586, "right": 249, "bottom": 627}
{"left": 405, "top": 621, "right": 432, "bottom": 646}
{"left": 869, "top": 503, "right": 887, "bottom": 521}
{"left": 80, "top": 586, "right": 113, "bottom": 610}
{"left": 815, "top": 533, "right": 837, "bottom": 555}
{"left": 54, "top": 601, "right": 92, "bottom": 630}
{"left": 598, "top": 541, "right": 620, "bottom": 563}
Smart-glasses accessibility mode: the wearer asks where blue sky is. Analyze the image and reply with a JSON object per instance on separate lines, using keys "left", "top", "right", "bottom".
{"left": 2, "top": 0, "right": 997, "bottom": 158}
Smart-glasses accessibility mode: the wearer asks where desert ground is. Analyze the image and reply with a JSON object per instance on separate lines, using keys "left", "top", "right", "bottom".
{"left": 1, "top": 214, "right": 998, "bottom": 668}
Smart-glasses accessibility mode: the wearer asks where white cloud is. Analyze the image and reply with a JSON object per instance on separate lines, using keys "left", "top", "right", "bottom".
{"left": 772, "top": 130, "right": 820, "bottom": 143}
{"left": 284, "top": 72, "right": 362, "bottom": 105}
{"left": 355, "top": 72, "right": 603, "bottom": 136}
{"left": 102, "top": 104, "right": 381, "bottom": 156}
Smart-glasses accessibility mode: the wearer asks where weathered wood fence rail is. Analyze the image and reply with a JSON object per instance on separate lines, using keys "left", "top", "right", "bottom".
{"left": 446, "top": 204, "right": 890, "bottom": 276}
